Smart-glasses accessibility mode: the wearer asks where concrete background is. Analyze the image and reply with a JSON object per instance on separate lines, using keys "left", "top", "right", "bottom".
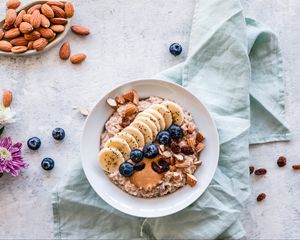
{"left": 0, "top": 0, "right": 299, "bottom": 239}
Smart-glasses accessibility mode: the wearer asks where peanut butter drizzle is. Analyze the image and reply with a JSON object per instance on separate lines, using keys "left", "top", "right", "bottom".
{"left": 130, "top": 156, "right": 163, "bottom": 191}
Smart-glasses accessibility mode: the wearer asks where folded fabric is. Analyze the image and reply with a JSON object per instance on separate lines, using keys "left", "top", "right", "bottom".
{"left": 52, "top": 0, "right": 290, "bottom": 239}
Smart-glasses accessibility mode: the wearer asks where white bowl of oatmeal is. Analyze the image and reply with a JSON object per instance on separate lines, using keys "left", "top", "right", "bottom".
{"left": 81, "top": 79, "right": 219, "bottom": 218}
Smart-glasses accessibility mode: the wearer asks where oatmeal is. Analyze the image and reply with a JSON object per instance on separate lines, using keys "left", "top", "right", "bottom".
{"left": 98, "top": 90, "right": 205, "bottom": 198}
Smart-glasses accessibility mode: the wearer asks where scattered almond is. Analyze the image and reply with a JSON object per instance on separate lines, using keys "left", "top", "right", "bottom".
{"left": 115, "top": 96, "right": 126, "bottom": 105}
{"left": 51, "top": 5, "right": 65, "bottom": 18}
{"left": 292, "top": 165, "right": 300, "bottom": 170}
{"left": 195, "top": 142, "right": 205, "bottom": 153}
{"left": 19, "top": 22, "right": 33, "bottom": 34}
{"left": 4, "top": 28, "right": 20, "bottom": 39}
{"left": 2, "top": 90, "right": 13, "bottom": 107}
{"left": 41, "top": 4, "right": 55, "bottom": 18}
{"left": 24, "top": 31, "right": 40, "bottom": 41}
{"left": 186, "top": 174, "right": 197, "bottom": 187}
{"left": 59, "top": 41, "right": 71, "bottom": 60}
{"left": 33, "top": 37, "right": 48, "bottom": 51}
{"left": 27, "top": 4, "right": 41, "bottom": 14}
{"left": 10, "top": 36, "right": 28, "bottom": 46}
{"left": 14, "top": 10, "right": 25, "bottom": 27}
{"left": 71, "top": 25, "right": 90, "bottom": 36}
{"left": 106, "top": 98, "right": 118, "bottom": 110}
{"left": 11, "top": 45, "right": 27, "bottom": 53}
{"left": 5, "top": 9, "right": 17, "bottom": 26}
{"left": 6, "top": 0, "right": 20, "bottom": 9}
{"left": 64, "top": 2, "right": 74, "bottom": 18}
{"left": 50, "top": 24, "right": 64, "bottom": 33}
{"left": 79, "top": 107, "right": 89, "bottom": 116}
{"left": 70, "top": 53, "right": 86, "bottom": 64}
{"left": 0, "top": 40, "right": 12, "bottom": 52}
{"left": 123, "top": 103, "right": 137, "bottom": 117}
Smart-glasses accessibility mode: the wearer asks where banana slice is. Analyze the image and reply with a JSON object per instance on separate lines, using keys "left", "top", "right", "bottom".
{"left": 123, "top": 126, "right": 145, "bottom": 148}
{"left": 150, "top": 104, "right": 172, "bottom": 129}
{"left": 136, "top": 111, "right": 161, "bottom": 132}
{"left": 162, "top": 100, "right": 184, "bottom": 126}
{"left": 134, "top": 116, "right": 158, "bottom": 139}
{"left": 144, "top": 108, "right": 165, "bottom": 130}
{"left": 98, "top": 147, "right": 124, "bottom": 173}
{"left": 104, "top": 137, "right": 131, "bottom": 159}
{"left": 130, "top": 120, "right": 153, "bottom": 144}
{"left": 115, "top": 132, "right": 138, "bottom": 150}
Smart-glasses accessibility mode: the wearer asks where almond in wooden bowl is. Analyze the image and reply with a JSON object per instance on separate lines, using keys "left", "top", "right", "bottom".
{"left": 0, "top": 0, "right": 73, "bottom": 56}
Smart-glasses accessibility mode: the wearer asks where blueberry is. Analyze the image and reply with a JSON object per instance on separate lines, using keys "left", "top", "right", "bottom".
{"left": 143, "top": 144, "right": 159, "bottom": 159}
{"left": 156, "top": 131, "right": 171, "bottom": 145}
{"left": 130, "top": 149, "right": 144, "bottom": 163}
{"left": 169, "top": 43, "right": 182, "bottom": 56}
{"left": 119, "top": 162, "right": 135, "bottom": 177}
{"left": 27, "top": 137, "right": 41, "bottom": 150}
{"left": 41, "top": 158, "right": 55, "bottom": 171}
{"left": 52, "top": 128, "right": 65, "bottom": 141}
{"left": 168, "top": 124, "right": 183, "bottom": 140}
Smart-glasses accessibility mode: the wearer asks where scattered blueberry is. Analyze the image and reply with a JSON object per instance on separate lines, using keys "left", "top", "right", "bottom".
{"left": 130, "top": 149, "right": 144, "bottom": 163}
{"left": 143, "top": 144, "right": 159, "bottom": 159}
{"left": 119, "top": 162, "right": 135, "bottom": 177}
{"left": 156, "top": 131, "right": 171, "bottom": 145}
{"left": 134, "top": 162, "right": 145, "bottom": 171}
{"left": 52, "top": 128, "right": 65, "bottom": 141}
{"left": 41, "top": 158, "right": 55, "bottom": 171}
{"left": 168, "top": 124, "right": 183, "bottom": 140}
{"left": 169, "top": 43, "right": 182, "bottom": 56}
{"left": 27, "top": 137, "right": 41, "bottom": 150}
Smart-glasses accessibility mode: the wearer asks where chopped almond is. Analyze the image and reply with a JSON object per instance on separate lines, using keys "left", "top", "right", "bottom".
{"left": 186, "top": 173, "right": 197, "bottom": 187}
{"left": 195, "top": 142, "right": 205, "bottom": 153}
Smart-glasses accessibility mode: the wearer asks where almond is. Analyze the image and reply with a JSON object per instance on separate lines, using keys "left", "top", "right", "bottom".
{"left": 50, "top": 17, "right": 67, "bottom": 25}
{"left": 70, "top": 53, "right": 86, "bottom": 64}
{"left": 196, "top": 131, "right": 205, "bottom": 142}
{"left": 132, "top": 90, "right": 139, "bottom": 105}
{"left": 115, "top": 96, "right": 125, "bottom": 105}
{"left": 169, "top": 157, "right": 175, "bottom": 166}
{"left": 50, "top": 24, "right": 64, "bottom": 33}
{"left": 186, "top": 137, "right": 196, "bottom": 148}
{"left": 79, "top": 107, "right": 89, "bottom": 116}
{"left": 27, "top": 40, "right": 34, "bottom": 49}
{"left": 40, "top": 14, "right": 50, "bottom": 28}
{"left": 122, "top": 90, "right": 134, "bottom": 102}
{"left": 59, "top": 41, "right": 70, "bottom": 60}
{"left": 14, "top": 9, "right": 25, "bottom": 27}
{"left": 31, "top": 9, "right": 42, "bottom": 28}
{"left": 47, "top": 1, "right": 64, "bottom": 8}
{"left": 64, "top": 2, "right": 74, "bottom": 18}
{"left": 106, "top": 98, "right": 118, "bottom": 110}
{"left": 186, "top": 174, "right": 197, "bottom": 187}
{"left": 37, "top": 28, "right": 54, "bottom": 39}
{"left": 292, "top": 165, "right": 300, "bottom": 170}
{"left": 0, "top": 30, "right": 4, "bottom": 40}
{"left": 123, "top": 103, "right": 137, "bottom": 117}
{"left": 162, "top": 151, "right": 172, "bottom": 158}
{"left": 195, "top": 142, "right": 205, "bottom": 153}
{"left": 2, "top": 22, "right": 13, "bottom": 30}
{"left": 27, "top": 4, "right": 42, "bottom": 14}
{"left": 10, "top": 36, "right": 28, "bottom": 46}
{"left": 2, "top": 90, "right": 13, "bottom": 107}
{"left": 174, "top": 154, "right": 184, "bottom": 161}
{"left": 11, "top": 45, "right": 27, "bottom": 53}
{"left": 24, "top": 31, "right": 40, "bottom": 41}
{"left": 71, "top": 25, "right": 90, "bottom": 36}
{"left": 187, "top": 124, "right": 195, "bottom": 134}
{"left": 0, "top": 40, "right": 12, "bottom": 52}
{"left": 4, "top": 27, "right": 20, "bottom": 38}
{"left": 41, "top": 4, "right": 54, "bottom": 18}
{"left": 48, "top": 33, "right": 56, "bottom": 42}
{"left": 19, "top": 22, "right": 33, "bottom": 33}
{"left": 33, "top": 37, "right": 48, "bottom": 51}
{"left": 22, "top": 13, "right": 32, "bottom": 23}
{"left": 175, "top": 162, "right": 190, "bottom": 168}
{"left": 6, "top": 0, "right": 20, "bottom": 9}
{"left": 194, "top": 160, "right": 202, "bottom": 166}
{"left": 51, "top": 5, "right": 65, "bottom": 17}
{"left": 5, "top": 9, "right": 16, "bottom": 26}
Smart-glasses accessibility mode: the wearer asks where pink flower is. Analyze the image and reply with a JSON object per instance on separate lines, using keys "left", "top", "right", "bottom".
{"left": 0, "top": 137, "right": 27, "bottom": 177}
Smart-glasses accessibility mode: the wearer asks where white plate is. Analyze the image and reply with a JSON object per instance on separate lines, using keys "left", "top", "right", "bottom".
{"left": 81, "top": 79, "right": 219, "bottom": 218}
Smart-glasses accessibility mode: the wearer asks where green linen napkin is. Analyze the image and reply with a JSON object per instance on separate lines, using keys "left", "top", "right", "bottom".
{"left": 52, "top": 0, "right": 290, "bottom": 239}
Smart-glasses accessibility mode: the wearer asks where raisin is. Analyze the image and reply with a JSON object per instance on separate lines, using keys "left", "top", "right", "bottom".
{"left": 292, "top": 165, "right": 300, "bottom": 170}
{"left": 151, "top": 162, "right": 162, "bottom": 174}
{"left": 277, "top": 156, "right": 287, "bottom": 167}
{"left": 134, "top": 163, "right": 145, "bottom": 171}
{"left": 120, "top": 117, "right": 131, "bottom": 128}
{"left": 170, "top": 142, "right": 181, "bottom": 154}
{"left": 249, "top": 166, "right": 254, "bottom": 175}
{"left": 158, "top": 159, "right": 170, "bottom": 168}
{"left": 254, "top": 168, "right": 267, "bottom": 176}
{"left": 257, "top": 193, "right": 266, "bottom": 202}
{"left": 181, "top": 146, "right": 194, "bottom": 155}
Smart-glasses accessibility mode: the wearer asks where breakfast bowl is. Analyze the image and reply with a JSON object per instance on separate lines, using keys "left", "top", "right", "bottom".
{"left": 81, "top": 79, "right": 219, "bottom": 218}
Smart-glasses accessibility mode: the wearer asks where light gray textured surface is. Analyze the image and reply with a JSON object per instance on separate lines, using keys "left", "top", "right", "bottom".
{"left": 0, "top": 0, "right": 299, "bottom": 239}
